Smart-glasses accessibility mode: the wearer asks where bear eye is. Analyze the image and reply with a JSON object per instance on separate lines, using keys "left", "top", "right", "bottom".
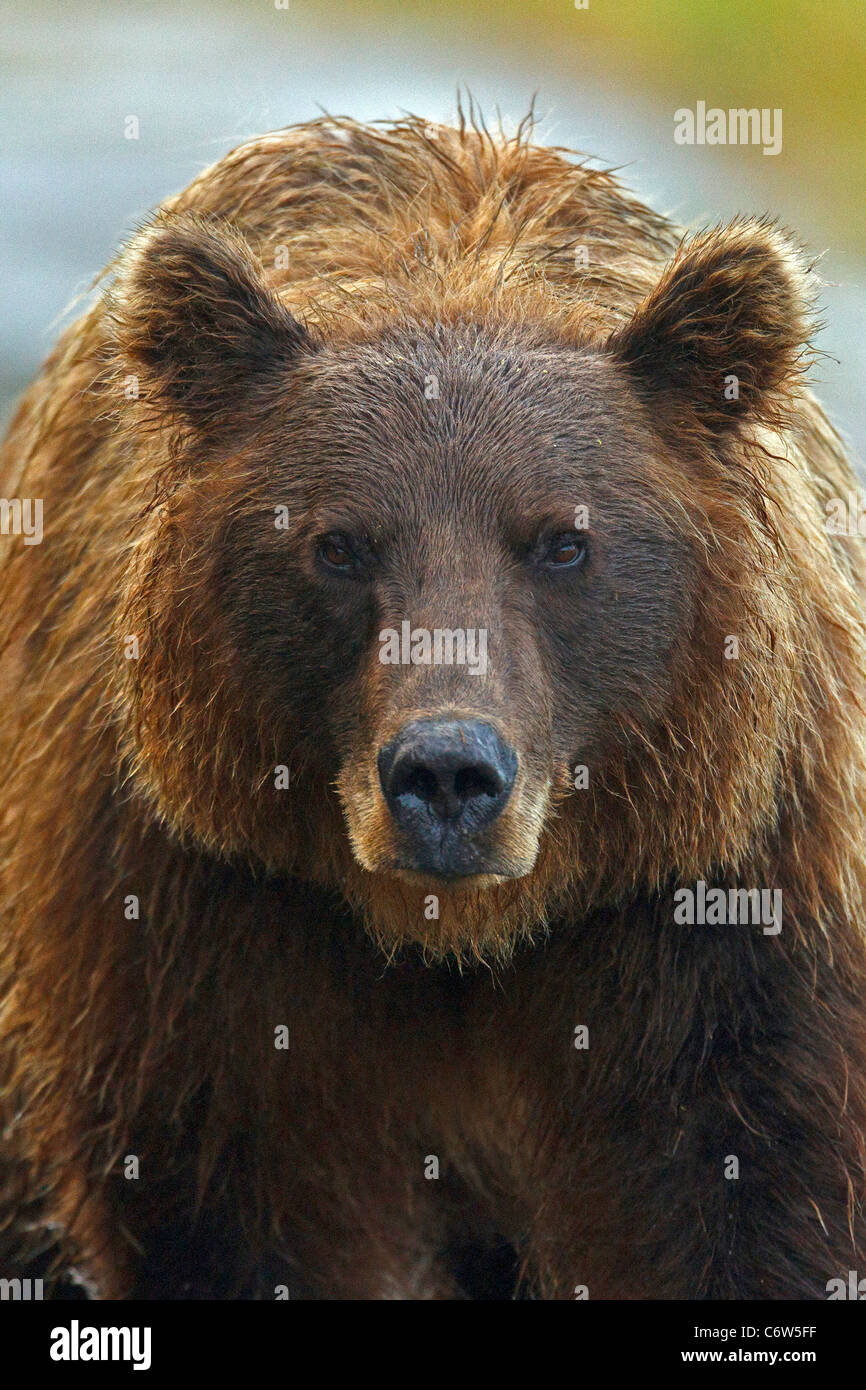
{"left": 318, "top": 532, "right": 360, "bottom": 573}
{"left": 539, "top": 532, "right": 588, "bottom": 570}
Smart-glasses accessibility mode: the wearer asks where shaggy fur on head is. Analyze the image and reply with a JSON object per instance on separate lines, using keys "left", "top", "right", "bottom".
{"left": 1, "top": 111, "right": 865, "bottom": 1300}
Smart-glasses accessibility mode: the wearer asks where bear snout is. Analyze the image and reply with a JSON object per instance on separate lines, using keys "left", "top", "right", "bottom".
{"left": 377, "top": 718, "right": 518, "bottom": 878}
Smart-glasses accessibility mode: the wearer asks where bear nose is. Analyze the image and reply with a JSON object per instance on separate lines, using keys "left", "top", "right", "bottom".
{"left": 378, "top": 719, "right": 517, "bottom": 839}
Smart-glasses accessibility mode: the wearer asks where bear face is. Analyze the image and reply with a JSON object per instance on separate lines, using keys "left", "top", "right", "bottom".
{"left": 108, "top": 213, "right": 816, "bottom": 958}
{"left": 223, "top": 335, "right": 690, "bottom": 831}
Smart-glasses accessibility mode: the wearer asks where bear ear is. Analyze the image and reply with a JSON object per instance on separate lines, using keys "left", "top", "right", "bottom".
{"left": 606, "top": 220, "right": 813, "bottom": 434}
{"left": 107, "top": 212, "right": 314, "bottom": 439}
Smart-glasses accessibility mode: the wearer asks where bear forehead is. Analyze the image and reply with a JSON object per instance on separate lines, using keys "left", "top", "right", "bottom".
{"left": 280, "top": 328, "right": 656, "bottom": 498}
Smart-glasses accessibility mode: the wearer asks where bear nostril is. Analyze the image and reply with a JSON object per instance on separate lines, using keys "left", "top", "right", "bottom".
{"left": 378, "top": 718, "right": 517, "bottom": 839}
{"left": 396, "top": 764, "right": 440, "bottom": 805}
{"left": 453, "top": 765, "right": 500, "bottom": 802}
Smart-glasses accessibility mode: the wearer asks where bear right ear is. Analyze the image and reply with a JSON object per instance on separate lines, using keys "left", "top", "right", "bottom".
{"left": 107, "top": 212, "right": 314, "bottom": 440}
{"left": 605, "top": 219, "right": 813, "bottom": 436}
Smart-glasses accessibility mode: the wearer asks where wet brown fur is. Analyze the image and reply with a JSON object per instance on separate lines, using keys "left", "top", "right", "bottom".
{"left": 1, "top": 112, "right": 866, "bottom": 1298}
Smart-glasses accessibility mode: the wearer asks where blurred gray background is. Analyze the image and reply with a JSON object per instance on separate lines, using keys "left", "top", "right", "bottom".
{"left": 2, "top": 0, "right": 863, "bottom": 457}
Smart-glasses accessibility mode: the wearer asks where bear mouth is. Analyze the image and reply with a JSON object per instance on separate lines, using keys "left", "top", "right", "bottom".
{"left": 386, "top": 828, "right": 535, "bottom": 884}
{"left": 389, "top": 864, "right": 524, "bottom": 888}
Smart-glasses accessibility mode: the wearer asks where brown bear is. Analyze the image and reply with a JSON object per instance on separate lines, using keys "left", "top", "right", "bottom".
{"left": 1, "top": 111, "right": 866, "bottom": 1300}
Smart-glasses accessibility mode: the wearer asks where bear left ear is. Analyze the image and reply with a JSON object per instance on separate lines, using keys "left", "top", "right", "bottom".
{"left": 606, "top": 220, "right": 813, "bottom": 434}
{"left": 107, "top": 211, "right": 315, "bottom": 441}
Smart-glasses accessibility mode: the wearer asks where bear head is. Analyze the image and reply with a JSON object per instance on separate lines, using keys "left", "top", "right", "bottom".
{"left": 107, "top": 210, "right": 817, "bottom": 959}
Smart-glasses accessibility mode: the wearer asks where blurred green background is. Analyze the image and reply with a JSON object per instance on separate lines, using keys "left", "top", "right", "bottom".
{"left": 2, "top": 0, "right": 864, "bottom": 452}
